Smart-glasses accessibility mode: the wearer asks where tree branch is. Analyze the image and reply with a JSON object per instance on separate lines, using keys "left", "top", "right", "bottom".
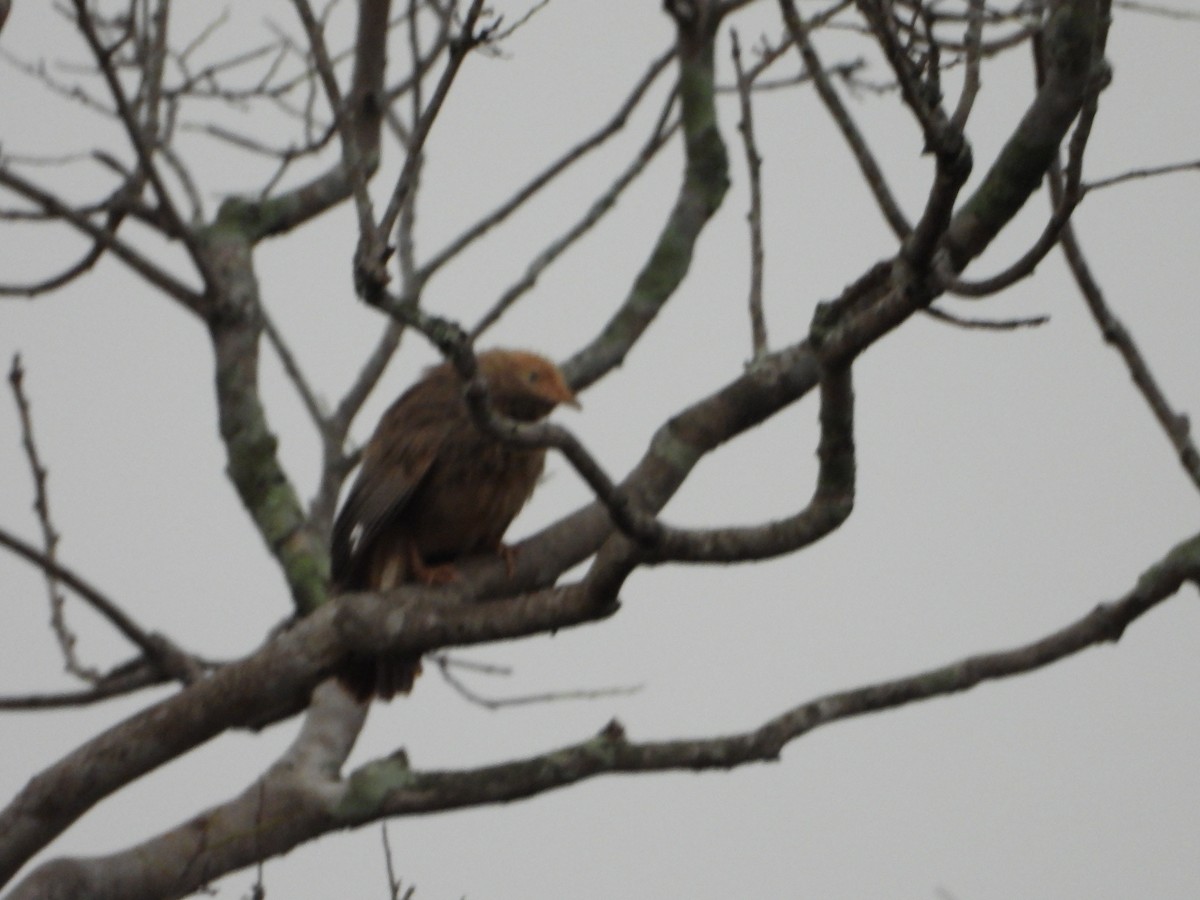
{"left": 731, "top": 30, "right": 769, "bottom": 359}
{"left": 564, "top": 4, "right": 730, "bottom": 390}
{"left": 0, "top": 524, "right": 199, "bottom": 686}
{"left": 778, "top": 0, "right": 911, "bottom": 239}
{"left": 16, "top": 528, "right": 1195, "bottom": 897}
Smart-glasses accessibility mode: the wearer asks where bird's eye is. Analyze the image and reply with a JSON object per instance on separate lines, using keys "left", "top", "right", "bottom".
{"left": 526, "top": 370, "right": 541, "bottom": 383}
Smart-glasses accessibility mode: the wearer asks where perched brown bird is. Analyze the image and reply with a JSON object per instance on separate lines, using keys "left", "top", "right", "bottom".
{"left": 331, "top": 349, "right": 578, "bottom": 700}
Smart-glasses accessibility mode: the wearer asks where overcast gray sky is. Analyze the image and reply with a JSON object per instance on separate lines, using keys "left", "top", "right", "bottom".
{"left": 2, "top": 2, "right": 1198, "bottom": 898}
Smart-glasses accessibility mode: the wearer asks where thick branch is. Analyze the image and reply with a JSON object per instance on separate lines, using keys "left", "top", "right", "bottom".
{"left": 564, "top": 7, "right": 730, "bottom": 389}
{"left": 944, "top": 0, "right": 1105, "bottom": 269}
{"left": 17, "top": 529, "right": 1196, "bottom": 897}
{"left": 351, "top": 528, "right": 1197, "bottom": 819}
{"left": 0, "top": 552, "right": 632, "bottom": 886}
{"left": 207, "top": 297, "right": 330, "bottom": 614}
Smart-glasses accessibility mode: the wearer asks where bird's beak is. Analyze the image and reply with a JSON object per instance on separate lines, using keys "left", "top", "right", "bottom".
{"left": 559, "top": 386, "right": 581, "bottom": 410}
{"left": 551, "top": 377, "right": 581, "bottom": 410}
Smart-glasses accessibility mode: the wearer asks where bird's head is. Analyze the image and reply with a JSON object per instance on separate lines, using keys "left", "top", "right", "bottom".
{"left": 478, "top": 349, "right": 579, "bottom": 422}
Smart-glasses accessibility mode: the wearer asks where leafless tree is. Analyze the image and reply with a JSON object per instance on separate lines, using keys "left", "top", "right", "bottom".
{"left": 1, "top": 1, "right": 1197, "bottom": 897}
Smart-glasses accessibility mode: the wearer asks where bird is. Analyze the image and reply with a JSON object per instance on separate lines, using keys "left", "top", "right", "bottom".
{"left": 331, "top": 348, "right": 578, "bottom": 701}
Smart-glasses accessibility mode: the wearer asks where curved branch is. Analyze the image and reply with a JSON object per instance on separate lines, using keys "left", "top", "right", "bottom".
{"left": 564, "top": 8, "right": 730, "bottom": 390}
{"left": 647, "top": 356, "right": 854, "bottom": 563}
{"left": 208, "top": 309, "right": 330, "bottom": 614}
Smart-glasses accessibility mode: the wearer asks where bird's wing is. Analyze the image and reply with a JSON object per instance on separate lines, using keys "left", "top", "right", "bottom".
{"left": 330, "top": 394, "right": 452, "bottom": 589}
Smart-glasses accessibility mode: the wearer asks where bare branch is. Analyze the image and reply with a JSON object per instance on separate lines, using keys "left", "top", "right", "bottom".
{"left": 0, "top": 523, "right": 201, "bottom": 685}
{"left": 1084, "top": 158, "right": 1200, "bottom": 191}
{"left": 218, "top": 0, "right": 392, "bottom": 241}
{"left": 261, "top": 306, "right": 328, "bottom": 437}
{"left": 289, "top": 0, "right": 379, "bottom": 250}
{"left": 380, "top": 824, "right": 415, "bottom": 900}
{"left": 6, "top": 355, "right": 97, "bottom": 682}
{"left": 434, "top": 654, "right": 642, "bottom": 711}
{"left": 922, "top": 304, "right": 1049, "bottom": 331}
{"left": 944, "top": 0, "right": 1105, "bottom": 270}
{"left": 731, "top": 30, "right": 768, "bottom": 360}
{"left": 563, "top": 11, "right": 730, "bottom": 389}
{"left": 31, "top": 520, "right": 1191, "bottom": 896}
{"left": 356, "top": 528, "right": 1198, "bottom": 813}
{"left": 1055, "top": 198, "right": 1200, "bottom": 493}
{"left": 950, "top": 27, "right": 1110, "bottom": 297}
{"left": 420, "top": 46, "right": 675, "bottom": 285}
{"left": 470, "top": 105, "right": 681, "bottom": 340}
{"left": 0, "top": 550, "right": 635, "bottom": 885}
{"left": 778, "top": 0, "right": 911, "bottom": 238}
{"left": 0, "top": 155, "right": 147, "bottom": 298}
{"left": 0, "top": 669, "right": 163, "bottom": 711}
{"left": 7, "top": 448, "right": 1196, "bottom": 894}
{"left": 1113, "top": 0, "right": 1200, "bottom": 20}
{"left": 68, "top": 1, "right": 213, "bottom": 283}
{"left": 949, "top": 0, "right": 985, "bottom": 130}
{"left": 0, "top": 164, "right": 203, "bottom": 311}
{"left": 368, "top": 0, "right": 491, "bottom": 286}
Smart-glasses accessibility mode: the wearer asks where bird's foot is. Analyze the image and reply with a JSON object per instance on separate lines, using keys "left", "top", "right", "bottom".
{"left": 415, "top": 560, "right": 460, "bottom": 585}
{"left": 408, "top": 545, "right": 460, "bottom": 585}
{"left": 497, "top": 543, "right": 520, "bottom": 578}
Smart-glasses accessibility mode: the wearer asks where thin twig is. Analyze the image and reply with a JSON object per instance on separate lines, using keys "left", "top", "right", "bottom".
{"left": 434, "top": 654, "right": 642, "bottom": 712}
{"left": 1084, "top": 158, "right": 1200, "bottom": 192}
{"left": 380, "top": 824, "right": 412, "bottom": 900}
{"left": 0, "top": 669, "right": 162, "bottom": 710}
{"left": 0, "top": 195, "right": 128, "bottom": 297}
{"left": 1113, "top": 0, "right": 1200, "bottom": 20}
{"left": 0, "top": 165, "right": 203, "bottom": 311}
{"left": 0, "top": 523, "right": 200, "bottom": 682}
{"left": 922, "top": 304, "right": 1048, "bottom": 331}
{"left": 778, "top": 0, "right": 910, "bottom": 238}
{"left": 419, "top": 46, "right": 675, "bottom": 285}
{"left": 470, "top": 109, "right": 681, "bottom": 339}
{"left": 69, "top": 1, "right": 213, "bottom": 287}
{"left": 1054, "top": 197, "right": 1200, "bottom": 493}
{"left": 949, "top": 0, "right": 984, "bottom": 130}
{"left": 396, "top": 0, "right": 425, "bottom": 289}
{"left": 289, "top": 0, "right": 378, "bottom": 250}
{"left": 261, "top": 306, "right": 327, "bottom": 434}
{"left": 7, "top": 356, "right": 98, "bottom": 682}
{"left": 374, "top": 0, "right": 491, "bottom": 255}
{"left": 731, "top": 30, "right": 768, "bottom": 359}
